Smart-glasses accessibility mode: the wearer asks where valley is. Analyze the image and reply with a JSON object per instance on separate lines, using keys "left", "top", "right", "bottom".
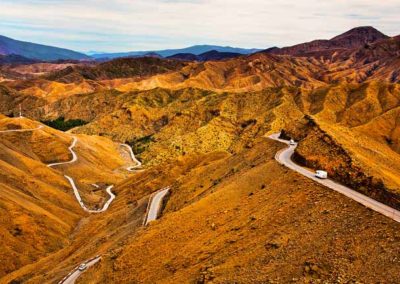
{"left": 1, "top": 25, "right": 400, "bottom": 283}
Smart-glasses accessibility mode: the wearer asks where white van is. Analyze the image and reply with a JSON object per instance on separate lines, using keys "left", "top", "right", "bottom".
{"left": 315, "top": 170, "right": 328, "bottom": 179}
{"left": 289, "top": 139, "right": 296, "bottom": 146}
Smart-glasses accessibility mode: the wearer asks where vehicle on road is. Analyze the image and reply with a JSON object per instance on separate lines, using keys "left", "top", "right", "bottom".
{"left": 289, "top": 139, "right": 296, "bottom": 146}
{"left": 315, "top": 170, "right": 328, "bottom": 179}
{"left": 78, "top": 263, "right": 87, "bottom": 271}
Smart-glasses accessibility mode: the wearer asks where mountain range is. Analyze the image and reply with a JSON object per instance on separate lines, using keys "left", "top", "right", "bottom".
{"left": 1, "top": 26, "right": 400, "bottom": 283}
{"left": 0, "top": 35, "right": 261, "bottom": 62}
{"left": 90, "top": 45, "right": 261, "bottom": 59}
{"left": 0, "top": 35, "right": 90, "bottom": 61}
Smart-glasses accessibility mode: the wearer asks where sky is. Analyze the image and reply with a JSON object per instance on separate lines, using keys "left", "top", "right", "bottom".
{"left": 0, "top": 0, "right": 399, "bottom": 53}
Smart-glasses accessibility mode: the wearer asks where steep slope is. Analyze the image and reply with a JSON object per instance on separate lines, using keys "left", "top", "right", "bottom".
{"left": 0, "top": 117, "right": 83, "bottom": 276}
{"left": 2, "top": 138, "right": 400, "bottom": 283}
{"left": 0, "top": 35, "right": 90, "bottom": 61}
{"left": 0, "top": 116, "right": 133, "bottom": 277}
{"left": 70, "top": 82, "right": 400, "bottom": 202}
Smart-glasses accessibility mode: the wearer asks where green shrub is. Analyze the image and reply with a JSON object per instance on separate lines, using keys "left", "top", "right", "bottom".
{"left": 41, "top": 117, "right": 87, "bottom": 131}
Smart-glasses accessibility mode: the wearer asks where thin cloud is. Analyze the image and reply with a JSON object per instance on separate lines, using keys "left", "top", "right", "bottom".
{"left": 0, "top": 0, "right": 398, "bottom": 52}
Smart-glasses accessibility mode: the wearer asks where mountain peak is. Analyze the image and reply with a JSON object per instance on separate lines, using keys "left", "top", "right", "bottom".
{"left": 330, "top": 26, "right": 389, "bottom": 45}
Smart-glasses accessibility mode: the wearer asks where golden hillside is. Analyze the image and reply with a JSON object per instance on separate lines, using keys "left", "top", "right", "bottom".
{"left": 1, "top": 27, "right": 400, "bottom": 284}
{"left": 0, "top": 116, "right": 134, "bottom": 278}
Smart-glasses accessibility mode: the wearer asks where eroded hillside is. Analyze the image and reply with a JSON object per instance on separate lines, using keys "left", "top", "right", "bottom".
{"left": 0, "top": 116, "right": 133, "bottom": 278}
{"left": 1, "top": 26, "right": 400, "bottom": 284}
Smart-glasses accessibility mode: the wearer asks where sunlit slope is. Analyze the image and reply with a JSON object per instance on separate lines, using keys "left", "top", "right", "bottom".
{"left": 2, "top": 150, "right": 230, "bottom": 283}
{"left": 72, "top": 82, "right": 400, "bottom": 200}
{"left": 3, "top": 138, "right": 400, "bottom": 283}
{"left": 0, "top": 117, "right": 83, "bottom": 277}
{"left": 73, "top": 139, "right": 400, "bottom": 284}
{"left": 2, "top": 35, "right": 399, "bottom": 120}
{"left": 0, "top": 116, "right": 132, "bottom": 277}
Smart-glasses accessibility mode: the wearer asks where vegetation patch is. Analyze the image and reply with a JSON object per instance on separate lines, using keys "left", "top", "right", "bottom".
{"left": 126, "top": 134, "right": 155, "bottom": 155}
{"left": 41, "top": 117, "right": 88, "bottom": 131}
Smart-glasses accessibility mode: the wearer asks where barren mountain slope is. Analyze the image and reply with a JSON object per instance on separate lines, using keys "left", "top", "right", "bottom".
{"left": 71, "top": 82, "right": 400, "bottom": 202}
{"left": 0, "top": 116, "right": 133, "bottom": 278}
{"left": 266, "top": 26, "right": 388, "bottom": 57}
{"left": 1, "top": 26, "right": 400, "bottom": 284}
{"left": 3, "top": 138, "right": 400, "bottom": 284}
{"left": 2, "top": 34, "right": 400, "bottom": 119}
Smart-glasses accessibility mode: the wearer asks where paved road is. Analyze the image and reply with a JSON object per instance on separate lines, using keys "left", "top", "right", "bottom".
{"left": 145, "top": 187, "right": 170, "bottom": 225}
{"left": 59, "top": 256, "right": 101, "bottom": 284}
{"left": 269, "top": 133, "right": 400, "bottom": 223}
{"left": 0, "top": 124, "right": 44, "bottom": 133}
{"left": 65, "top": 176, "right": 115, "bottom": 213}
{"left": 120, "top": 143, "right": 142, "bottom": 171}
{"left": 47, "top": 137, "right": 78, "bottom": 167}
{"left": 47, "top": 136, "right": 115, "bottom": 213}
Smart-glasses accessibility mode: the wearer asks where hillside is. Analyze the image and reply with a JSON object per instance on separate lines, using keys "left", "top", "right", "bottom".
{"left": 1, "top": 25, "right": 400, "bottom": 283}
{"left": 0, "top": 35, "right": 90, "bottom": 61}
{"left": 0, "top": 116, "right": 133, "bottom": 277}
{"left": 3, "top": 131, "right": 400, "bottom": 284}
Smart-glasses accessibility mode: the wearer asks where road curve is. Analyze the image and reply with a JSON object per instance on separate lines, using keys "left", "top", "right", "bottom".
{"left": 47, "top": 137, "right": 78, "bottom": 167}
{"left": 145, "top": 187, "right": 170, "bottom": 225}
{"left": 0, "top": 124, "right": 44, "bottom": 133}
{"left": 65, "top": 176, "right": 115, "bottom": 213}
{"left": 269, "top": 133, "right": 400, "bottom": 223}
{"left": 59, "top": 256, "right": 101, "bottom": 284}
{"left": 120, "top": 143, "right": 142, "bottom": 171}
{"left": 47, "top": 136, "right": 115, "bottom": 213}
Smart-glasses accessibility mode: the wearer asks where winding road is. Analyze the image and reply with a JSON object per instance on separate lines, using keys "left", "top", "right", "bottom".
{"left": 145, "top": 187, "right": 170, "bottom": 225}
{"left": 47, "top": 136, "right": 116, "bottom": 213}
{"left": 120, "top": 143, "right": 142, "bottom": 171}
{"left": 269, "top": 133, "right": 400, "bottom": 223}
{"left": 1, "top": 119, "right": 168, "bottom": 281}
{"left": 58, "top": 256, "right": 101, "bottom": 284}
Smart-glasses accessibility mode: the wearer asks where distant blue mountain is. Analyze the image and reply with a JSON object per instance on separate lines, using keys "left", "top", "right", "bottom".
{"left": 91, "top": 45, "right": 261, "bottom": 59}
{"left": 167, "top": 50, "right": 243, "bottom": 61}
{"left": 0, "top": 35, "right": 91, "bottom": 61}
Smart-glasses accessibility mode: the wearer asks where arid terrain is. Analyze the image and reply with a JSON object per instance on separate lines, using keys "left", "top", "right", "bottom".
{"left": 1, "top": 26, "right": 400, "bottom": 283}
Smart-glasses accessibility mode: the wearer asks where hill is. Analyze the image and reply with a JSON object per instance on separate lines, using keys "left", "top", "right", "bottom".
{"left": 3, "top": 109, "right": 400, "bottom": 284}
{"left": 1, "top": 25, "right": 400, "bottom": 283}
{"left": 43, "top": 57, "right": 188, "bottom": 83}
{"left": 0, "top": 116, "right": 134, "bottom": 277}
{"left": 0, "top": 35, "right": 91, "bottom": 61}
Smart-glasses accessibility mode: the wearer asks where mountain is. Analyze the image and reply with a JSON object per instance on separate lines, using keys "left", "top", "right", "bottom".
{"left": 0, "top": 54, "right": 40, "bottom": 65}
{"left": 43, "top": 57, "right": 187, "bottom": 83}
{"left": 166, "top": 52, "right": 199, "bottom": 61}
{"left": 167, "top": 50, "right": 242, "bottom": 61}
{"left": 0, "top": 35, "right": 91, "bottom": 61}
{"left": 91, "top": 45, "right": 261, "bottom": 59}
{"left": 265, "top": 26, "right": 389, "bottom": 57}
{"left": 2, "top": 26, "right": 400, "bottom": 283}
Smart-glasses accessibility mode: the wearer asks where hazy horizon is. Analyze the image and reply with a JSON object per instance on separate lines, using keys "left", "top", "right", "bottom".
{"left": 1, "top": 0, "right": 399, "bottom": 53}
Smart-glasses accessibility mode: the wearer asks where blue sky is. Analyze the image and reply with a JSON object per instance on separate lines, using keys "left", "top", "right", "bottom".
{"left": 0, "top": 0, "right": 399, "bottom": 53}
